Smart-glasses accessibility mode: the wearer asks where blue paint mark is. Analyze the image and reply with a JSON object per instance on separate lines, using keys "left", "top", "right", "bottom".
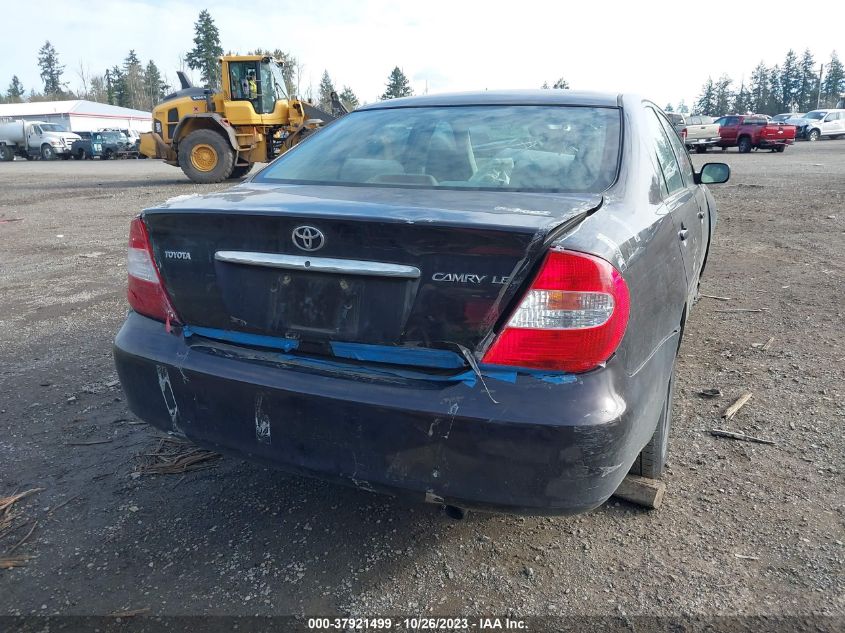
{"left": 182, "top": 325, "right": 299, "bottom": 352}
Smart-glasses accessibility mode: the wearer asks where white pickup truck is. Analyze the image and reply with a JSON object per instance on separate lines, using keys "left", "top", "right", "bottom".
{"left": 0, "top": 119, "right": 81, "bottom": 161}
{"left": 666, "top": 113, "right": 722, "bottom": 153}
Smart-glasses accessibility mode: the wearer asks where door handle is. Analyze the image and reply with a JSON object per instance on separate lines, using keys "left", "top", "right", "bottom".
{"left": 679, "top": 229, "right": 689, "bottom": 241}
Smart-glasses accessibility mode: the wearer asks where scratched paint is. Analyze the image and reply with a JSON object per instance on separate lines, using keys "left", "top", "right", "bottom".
{"left": 254, "top": 394, "right": 271, "bottom": 444}
{"left": 156, "top": 365, "right": 180, "bottom": 432}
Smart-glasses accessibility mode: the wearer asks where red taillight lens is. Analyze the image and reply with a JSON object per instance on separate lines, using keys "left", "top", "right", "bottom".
{"left": 680, "top": 128, "right": 688, "bottom": 139}
{"left": 127, "top": 217, "right": 179, "bottom": 326}
{"left": 482, "top": 249, "right": 629, "bottom": 373}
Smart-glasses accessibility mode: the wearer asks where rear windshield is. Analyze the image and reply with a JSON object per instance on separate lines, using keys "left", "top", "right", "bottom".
{"left": 256, "top": 105, "right": 622, "bottom": 193}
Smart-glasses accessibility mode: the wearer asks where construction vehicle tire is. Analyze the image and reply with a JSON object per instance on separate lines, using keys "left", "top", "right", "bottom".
{"left": 228, "top": 164, "right": 253, "bottom": 179}
{"left": 178, "top": 129, "right": 235, "bottom": 184}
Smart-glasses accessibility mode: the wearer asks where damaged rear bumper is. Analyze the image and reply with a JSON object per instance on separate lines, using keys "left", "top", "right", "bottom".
{"left": 114, "top": 312, "right": 674, "bottom": 515}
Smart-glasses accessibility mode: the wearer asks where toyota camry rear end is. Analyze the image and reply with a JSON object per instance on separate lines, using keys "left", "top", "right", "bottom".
{"left": 114, "top": 91, "right": 721, "bottom": 514}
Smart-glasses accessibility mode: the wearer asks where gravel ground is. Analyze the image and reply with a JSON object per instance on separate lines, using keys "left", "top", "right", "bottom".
{"left": 0, "top": 145, "right": 843, "bottom": 624}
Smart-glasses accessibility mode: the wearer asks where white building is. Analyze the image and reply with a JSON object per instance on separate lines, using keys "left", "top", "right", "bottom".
{"left": 0, "top": 100, "right": 151, "bottom": 133}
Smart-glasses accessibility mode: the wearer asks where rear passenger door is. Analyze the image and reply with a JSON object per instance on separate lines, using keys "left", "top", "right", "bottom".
{"left": 643, "top": 105, "right": 705, "bottom": 299}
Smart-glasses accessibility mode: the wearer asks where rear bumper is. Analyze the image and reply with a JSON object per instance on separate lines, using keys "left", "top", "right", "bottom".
{"left": 684, "top": 137, "right": 720, "bottom": 146}
{"left": 758, "top": 138, "right": 794, "bottom": 148}
{"left": 114, "top": 312, "right": 675, "bottom": 515}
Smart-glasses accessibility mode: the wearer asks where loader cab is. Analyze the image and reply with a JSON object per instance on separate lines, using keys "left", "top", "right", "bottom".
{"left": 226, "top": 58, "right": 288, "bottom": 115}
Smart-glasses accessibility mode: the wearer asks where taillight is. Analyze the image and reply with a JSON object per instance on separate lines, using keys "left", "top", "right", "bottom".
{"left": 482, "top": 249, "right": 629, "bottom": 373}
{"left": 680, "top": 128, "right": 688, "bottom": 140}
{"left": 127, "top": 217, "right": 179, "bottom": 327}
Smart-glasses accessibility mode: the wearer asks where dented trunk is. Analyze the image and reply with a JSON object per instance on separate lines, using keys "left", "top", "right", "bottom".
{"left": 143, "top": 183, "right": 601, "bottom": 351}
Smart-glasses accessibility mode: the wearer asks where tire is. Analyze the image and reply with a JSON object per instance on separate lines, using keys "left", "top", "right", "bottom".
{"left": 694, "top": 145, "right": 708, "bottom": 154}
{"left": 775, "top": 145, "right": 786, "bottom": 153}
{"left": 737, "top": 137, "right": 752, "bottom": 153}
{"left": 178, "top": 129, "right": 235, "bottom": 183}
{"left": 631, "top": 365, "right": 675, "bottom": 479}
{"left": 808, "top": 129, "right": 820, "bottom": 142}
{"left": 41, "top": 144, "right": 56, "bottom": 160}
{"left": 228, "top": 163, "right": 253, "bottom": 179}
{"left": 0, "top": 145, "right": 13, "bottom": 162}
{"left": 102, "top": 149, "right": 113, "bottom": 160}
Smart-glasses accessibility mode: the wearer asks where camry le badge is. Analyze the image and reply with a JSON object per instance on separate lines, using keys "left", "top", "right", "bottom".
{"left": 291, "top": 226, "right": 325, "bottom": 252}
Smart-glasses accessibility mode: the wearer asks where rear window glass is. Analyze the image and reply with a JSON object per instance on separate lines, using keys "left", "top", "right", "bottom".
{"left": 255, "top": 105, "right": 622, "bottom": 193}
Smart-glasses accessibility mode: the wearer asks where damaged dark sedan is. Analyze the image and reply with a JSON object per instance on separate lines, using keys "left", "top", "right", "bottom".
{"left": 114, "top": 91, "right": 729, "bottom": 515}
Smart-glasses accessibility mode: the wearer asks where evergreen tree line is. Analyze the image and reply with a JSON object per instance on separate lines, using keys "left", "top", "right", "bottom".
{"left": 2, "top": 10, "right": 415, "bottom": 111}
{"left": 2, "top": 40, "right": 169, "bottom": 111}
{"left": 675, "top": 49, "right": 845, "bottom": 117}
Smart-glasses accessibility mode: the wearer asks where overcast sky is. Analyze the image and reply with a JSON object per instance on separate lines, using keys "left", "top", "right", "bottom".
{"left": 4, "top": 0, "right": 842, "bottom": 108}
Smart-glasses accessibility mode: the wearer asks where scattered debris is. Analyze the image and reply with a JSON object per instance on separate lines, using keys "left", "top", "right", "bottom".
{"left": 0, "top": 488, "right": 44, "bottom": 517}
{"left": 135, "top": 437, "right": 221, "bottom": 475}
{"left": 762, "top": 336, "right": 775, "bottom": 351}
{"left": 0, "top": 218, "right": 24, "bottom": 224}
{"left": 0, "top": 556, "right": 29, "bottom": 569}
{"left": 47, "top": 495, "right": 81, "bottom": 516}
{"left": 734, "top": 553, "right": 760, "bottom": 561}
{"left": 7, "top": 520, "right": 37, "bottom": 554}
{"left": 108, "top": 607, "right": 150, "bottom": 618}
{"left": 700, "top": 294, "right": 732, "bottom": 301}
{"left": 612, "top": 475, "right": 666, "bottom": 509}
{"left": 723, "top": 392, "right": 753, "bottom": 420}
{"left": 697, "top": 388, "right": 722, "bottom": 399}
{"left": 710, "top": 429, "right": 776, "bottom": 445}
{"left": 66, "top": 439, "right": 113, "bottom": 446}
{"left": 105, "top": 379, "right": 121, "bottom": 388}
{"left": 715, "top": 308, "right": 765, "bottom": 313}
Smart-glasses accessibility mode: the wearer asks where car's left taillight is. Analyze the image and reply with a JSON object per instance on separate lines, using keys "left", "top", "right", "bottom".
{"left": 680, "top": 128, "right": 688, "bottom": 140}
{"left": 127, "top": 217, "right": 179, "bottom": 327}
{"left": 482, "top": 249, "right": 629, "bottom": 373}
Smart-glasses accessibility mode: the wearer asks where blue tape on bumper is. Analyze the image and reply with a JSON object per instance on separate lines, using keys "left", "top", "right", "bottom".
{"left": 181, "top": 325, "right": 574, "bottom": 387}
{"left": 182, "top": 325, "right": 299, "bottom": 352}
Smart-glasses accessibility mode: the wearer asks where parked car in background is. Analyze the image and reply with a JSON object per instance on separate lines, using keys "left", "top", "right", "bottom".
{"left": 71, "top": 131, "right": 132, "bottom": 160}
{"left": 667, "top": 113, "right": 721, "bottom": 153}
{"left": 773, "top": 112, "right": 803, "bottom": 122}
{"left": 102, "top": 128, "right": 143, "bottom": 157}
{"left": 792, "top": 109, "right": 845, "bottom": 141}
{"left": 114, "top": 90, "right": 730, "bottom": 515}
{"left": 0, "top": 119, "right": 80, "bottom": 161}
{"left": 714, "top": 114, "right": 796, "bottom": 152}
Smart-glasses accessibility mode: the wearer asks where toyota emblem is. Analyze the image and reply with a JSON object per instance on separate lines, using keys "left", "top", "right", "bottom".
{"left": 291, "top": 226, "right": 325, "bottom": 252}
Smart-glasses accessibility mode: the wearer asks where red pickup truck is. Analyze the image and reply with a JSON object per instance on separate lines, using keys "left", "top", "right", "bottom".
{"left": 714, "top": 115, "right": 796, "bottom": 152}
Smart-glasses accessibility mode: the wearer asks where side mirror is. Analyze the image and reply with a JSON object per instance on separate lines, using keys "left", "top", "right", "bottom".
{"left": 696, "top": 162, "right": 730, "bottom": 185}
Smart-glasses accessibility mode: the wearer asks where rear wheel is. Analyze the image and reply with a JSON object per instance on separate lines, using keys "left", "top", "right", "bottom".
{"left": 178, "top": 129, "right": 235, "bottom": 183}
{"left": 0, "top": 145, "right": 13, "bottom": 162}
{"left": 631, "top": 365, "right": 675, "bottom": 479}
{"left": 775, "top": 145, "right": 786, "bottom": 153}
{"left": 808, "top": 129, "right": 820, "bottom": 142}
{"left": 737, "top": 137, "right": 752, "bottom": 153}
{"left": 694, "top": 145, "right": 708, "bottom": 154}
{"left": 228, "top": 163, "right": 253, "bottom": 179}
{"left": 41, "top": 144, "right": 56, "bottom": 160}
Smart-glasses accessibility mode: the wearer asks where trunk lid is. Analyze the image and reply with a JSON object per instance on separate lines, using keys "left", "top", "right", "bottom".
{"left": 143, "top": 183, "right": 601, "bottom": 351}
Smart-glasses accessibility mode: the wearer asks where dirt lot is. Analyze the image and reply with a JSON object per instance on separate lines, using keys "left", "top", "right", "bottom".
{"left": 1, "top": 145, "right": 843, "bottom": 624}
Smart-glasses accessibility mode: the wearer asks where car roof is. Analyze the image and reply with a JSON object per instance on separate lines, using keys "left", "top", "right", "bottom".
{"left": 357, "top": 90, "right": 622, "bottom": 110}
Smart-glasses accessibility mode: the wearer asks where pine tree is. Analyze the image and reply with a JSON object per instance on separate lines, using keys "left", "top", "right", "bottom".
{"left": 664, "top": 103, "right": 674, "bottom": 112}
{"left": 380, "top": 67, "right": 413, "bottom": 100}
{"left": 821, "top": 51, "right": 844, "bottom": 107}
{"left": 37, "top": 41, "right": 66, "bottom": 97}
{"left": 123, "top": 50, "right": 145, "bottom": 110}
{"left": 108, "top": 65, "right": 126, "bottom": 107}
{"left": 694, "top": 77, "right": 716, "bottom": 115}
{"left": 677, "top": 100, "right": 689, "bottom": 114}
{"left": 339, "top": 86, "right": 359, "bottom": 110}
{"left": 186, "top": 9, "right": 224, "bottom": 89}
{"left": 749, "top": 62, "right": 769, "bottom": 113}
{"left": 714, "top": 74, "right": 734, "bottom": 115}
{"left": 732, "top": 83, "right": 751, "bottom": 114}
{"left": 766, "top": 65, "right": 782, "bottom": 114}
{"left": 541, "top": 81, "right": 550, "bottom": 89}
{"left": 6, "top": 75, "right": 25, "bottom": 102}
{"left": 143, "top": 60, "right": 168, "bottom": 110}
{"left": 796, "top": 49, "right": 817, "bottom": 112}
{"left": 89, "top": 75, "right": 108, "bottom": 103}
{"left": 552, "top": 77, "right": 569, "bottom": 89}
{"left": 317, "top": 70, "right": 335, "bottom": 110}
{"left": 780, "top": 49, "right": 801, "bottom": 112}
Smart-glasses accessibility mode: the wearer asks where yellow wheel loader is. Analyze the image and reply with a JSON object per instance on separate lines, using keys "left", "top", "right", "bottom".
{"left": 139, "top": 55, "right": 347, "bottom": 183}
